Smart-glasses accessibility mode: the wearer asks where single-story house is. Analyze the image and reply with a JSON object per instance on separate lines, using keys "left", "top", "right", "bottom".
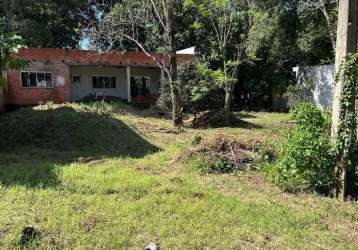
{"left": 1, "top": 48, "right": 194, "bottom": 107}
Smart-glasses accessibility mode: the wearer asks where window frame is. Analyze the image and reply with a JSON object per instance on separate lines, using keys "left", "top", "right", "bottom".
{"left": 21, "top": 71, "right": 54, "bottom": 89}
{"left": 72, "top": 75, "right": 81, "bottom": 83}
{"left": 91, "top": 75, "right": 117, "bottom": 89}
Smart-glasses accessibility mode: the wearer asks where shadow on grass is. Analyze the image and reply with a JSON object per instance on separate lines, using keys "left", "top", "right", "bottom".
{"left": 108, "top": 100, "right": 172, "bottom": 120}
{"left": 0, "top": 106, "right": 159, "bottom": 188}
{"left": 235, "top": 112, "right": 257, "bottom": 119}
{"left": 230, "top": 118, "right": 263, "bottom": 129}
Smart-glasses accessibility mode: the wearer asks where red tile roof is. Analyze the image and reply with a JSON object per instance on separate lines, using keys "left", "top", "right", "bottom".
{"left": 12, "top": 48, "right": 194, "bottom": 67}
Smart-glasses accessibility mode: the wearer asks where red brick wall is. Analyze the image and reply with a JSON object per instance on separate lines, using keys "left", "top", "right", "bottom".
{"left": 13, "top": 48, "right": 194, "bottom": 67}
{"left": 7, "top": 60, "right": 70, "bottom": 106}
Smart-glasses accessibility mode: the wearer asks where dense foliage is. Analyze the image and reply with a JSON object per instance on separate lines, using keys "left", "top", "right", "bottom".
{"left": 157, "top": 61, "right": 223, "bottom": 112}
{"left": 267, "top": 103, "right": 336, "bottom": 195}
{"left": 334, "top": 53, "right": 358, "bottom": 198}
{"left": 0, "top": 20, "right": 27, "bottom": 88}
{"left": 0, "top": 0, "right": 88, "bottom": 48}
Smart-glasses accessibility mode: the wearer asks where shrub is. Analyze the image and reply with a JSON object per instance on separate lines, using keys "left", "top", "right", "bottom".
{"left": 290, "top": 102, "right": 331, "bottom": 133}
{"left": 268, "top": 130, "right": 336, "bottom": 194}
{"left": 257, "top": 141, "right": 278, "bottom": 163}
{"left": 266, "top": 102, "right": 336, "bottom": 195}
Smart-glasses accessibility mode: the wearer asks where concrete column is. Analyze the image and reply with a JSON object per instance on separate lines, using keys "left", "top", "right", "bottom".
{"left": 126, "top": 65, "right": 131, "bottom": 103}
{"left": 331, "top": 0, "right": 358, "bottom": 140}
{"left": 331, "top": 0, "right": 358, "bottom": 200}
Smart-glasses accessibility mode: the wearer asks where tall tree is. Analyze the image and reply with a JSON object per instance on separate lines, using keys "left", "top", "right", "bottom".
{"left": 331, "top": 0, "right": 358, "bottom": 200}
{"left": 298, "top": 0, "right": 337, "bottom": 52}
{"left": 0, "top": 0, "right": 88, "bottom": 48}
{"left": 185, "top": 0, "right": 246, "bottom": 123}
{"left": 185, "top": 0, "right": 282, "bottom": 121}
{"left": 87, "top": 0, "right": 184, "bottom": 126}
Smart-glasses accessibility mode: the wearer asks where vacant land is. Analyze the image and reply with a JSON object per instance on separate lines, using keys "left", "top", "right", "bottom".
{"left": 0, "top": 102, "right": 357, "bottom": 249}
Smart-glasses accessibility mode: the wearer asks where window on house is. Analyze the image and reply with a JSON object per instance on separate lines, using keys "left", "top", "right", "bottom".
{"left": 92, "top": 76, "right": 116, "bottom": 89}
{"left": 130, "top": 76, "right": 151, "bottom": 97}
{"left": 72, "top": 75, "right": 81, "bottom": 83}
{"left": 21, "top": 72, "right": 53, "bottom": 88}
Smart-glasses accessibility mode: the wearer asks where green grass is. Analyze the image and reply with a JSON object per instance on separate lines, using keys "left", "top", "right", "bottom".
{"left": 0, "top": 102, "right": 357, "bottom": 249}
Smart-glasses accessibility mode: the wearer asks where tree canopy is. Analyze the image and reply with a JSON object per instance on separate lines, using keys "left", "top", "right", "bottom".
{"left": 0, "top": 0, "right": 88, "bottom": 48}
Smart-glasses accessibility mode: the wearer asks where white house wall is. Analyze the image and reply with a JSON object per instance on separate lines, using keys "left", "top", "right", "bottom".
{"left": 69, "top": 66, "right": 161, "bottom": 101}
{"left": 296, "top": 64, "right": 335, "bottom": 110}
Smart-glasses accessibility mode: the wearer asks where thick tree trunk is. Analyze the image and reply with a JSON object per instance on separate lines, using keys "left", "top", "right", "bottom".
{"left": 331, "top": 0, "right": 358, "bottom": 200}
{"left": 224, "top": 80, "right": 235, "bottom": 125}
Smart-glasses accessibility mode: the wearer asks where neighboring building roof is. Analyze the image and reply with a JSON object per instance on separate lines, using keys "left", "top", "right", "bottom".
{"left": 12, "top": 48, "right": 194, "bottom": 67}
{"left": 177, "top": 46, "right": 195, "bottom": 55}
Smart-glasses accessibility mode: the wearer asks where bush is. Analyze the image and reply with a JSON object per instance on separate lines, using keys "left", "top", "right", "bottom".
{"left": 257, "top": 141, "right": 278, "bottom": 163}
{"left": 290, "top": 102, "right": 331, "bottom": 133}
{"left": 266, "top": 102, "right": 336, "bottom": 195}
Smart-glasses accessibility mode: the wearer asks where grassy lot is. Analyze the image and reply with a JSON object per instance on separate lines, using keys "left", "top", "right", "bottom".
{"left": 0, "top": 102, "right": 357, "bottom": 249}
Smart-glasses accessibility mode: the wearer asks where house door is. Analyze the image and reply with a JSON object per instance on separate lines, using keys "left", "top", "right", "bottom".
{"left": 70, "top": 75, "right": 81, "bottom": 101}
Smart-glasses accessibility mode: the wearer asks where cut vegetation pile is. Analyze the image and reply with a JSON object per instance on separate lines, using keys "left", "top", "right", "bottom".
{"left": 186, "top": 135, "right": 260, "bottom": 174}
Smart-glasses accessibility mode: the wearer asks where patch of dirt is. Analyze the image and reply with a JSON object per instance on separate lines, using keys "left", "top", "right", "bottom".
{"left": 0, "top": 223, "right": 11, "bottom": 240}
{"left": 82, "top": 216, "right": 97, "bottom": 232}
{"left": 193, "top": 192, "right": 205, "bottom": 199}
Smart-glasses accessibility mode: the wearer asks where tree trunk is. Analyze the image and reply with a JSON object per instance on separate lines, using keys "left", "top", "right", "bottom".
{"left": 224, "top": 93, "right": 231, "bottom": 125}
{"left": 321, "top": 4, "right": 336, "bottom": 52}
{"left": 165, "top": 0, "right": 183, "bottom": 127}
{"left": 224, "top": 83, "right": 233, "bottom": 125}
{"left": 224, "top": 79, "right": 237, "bottom": 125}
{"left": 331, "top": 0, "right": 358, "bottom": 200}
{"left": 172, "top": 87, "right": 183, "bottom": 127}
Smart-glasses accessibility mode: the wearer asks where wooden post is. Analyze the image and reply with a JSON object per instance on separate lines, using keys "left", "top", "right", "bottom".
{"left": 331, "top": 0, "right": 358, "bottom": 200}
